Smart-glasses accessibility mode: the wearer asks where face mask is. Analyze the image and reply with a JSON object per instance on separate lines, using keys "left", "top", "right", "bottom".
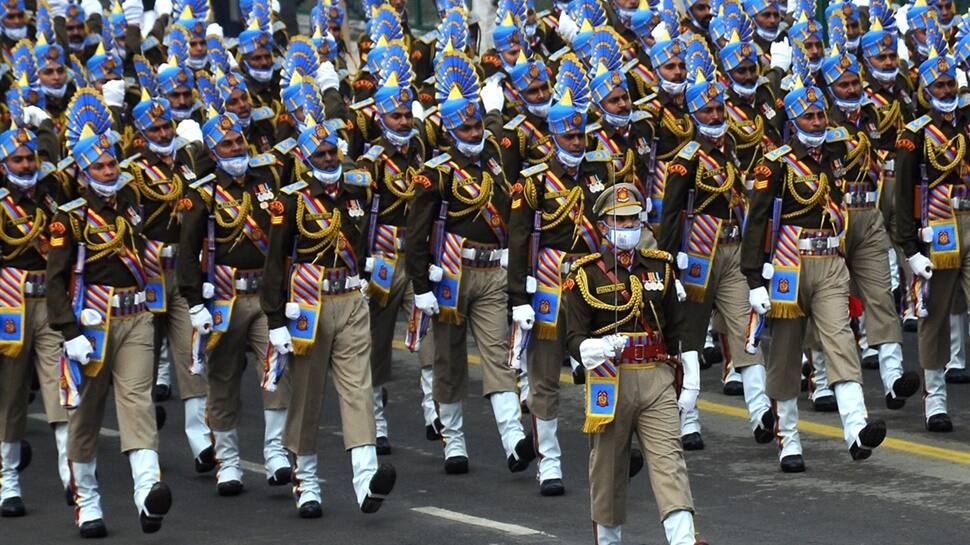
{"left": 756, "top": 25, "right": 780, "bottom": 42}
{"left": 69, "top": 41, "right": 84, "bottom": 52}
{"left": 916, "top": 41, "right": 930, "bottom": 59}
{"left": 601, "top": 109, "right": 631, "bottom": 128}
{"left": 845, "top": 37, "right": 860, "bottom": 51}
{"left": 943, "top": 18, "right": 956, "bottom": 31}
{"left": 453, "top": 135, "right": 485, "bottom": 157}
{"left": 312, "top": 164, "right": 343, "bottom": 185}
{"left": 525, "top": 97, "right": 551, "bottom": 118}
{"left": 616, "top": 6, "right": 637, "bottom": 26}
{"left": 171, "top": 106, "right": 193, "bottom": 121}
{"left": 148, "top": 137, "right": 177, "bottom": 158}
{"left": 869, "top": 65, "right": 898, "bottom": 83}
{"left": 3, "top": 25, "right": 27, "bottom": 40}
{"left": 931, "top": 95, "right": 959, "bottom": 113}
{"left": 237, "top": 113, "right": 252, "bottom": 128}
{"left": 43, "top": 81, "right": 68, "bottom": 99}
{"left": 833, "top": 94, "right": 862, "bottom": 113}
{"left": 524, "top": 23, "right": 538, "bottom": 38}
{"left": 380, "top": 119, "right": 417, "bottom": 148}
{"left": 84, "top": 172, "right": 123, "bottom": 198}
{"left": 807, "top": 59, "right": 821, "bottom": 73}
{"left": 795, "top": 126, "right": 826, "bottom": 148}
{"left": 245, "top": 61, "right": 273, "bottom": 83}
{"left": 696, "top": 120, "right": 728, "bottom": 139}
{"left": 187, "top": 56, "right": 207, "bottom": 70}
{"left": 555, "top": 142, "right": 584, "bottom": 168}
{"left": 606, "top": 225, "right": 641, "bottom": 250}
{"left": 731, "top": 78, "right": 759, "bottom": 99}
{"left": 217, "top": 154, "right": 250, "bottom": 177}
{"left": 6, "top": 170, "right": 38, "bottom": 191}
{"left": 660, "top": 77, "right": 687, "bottom": 96}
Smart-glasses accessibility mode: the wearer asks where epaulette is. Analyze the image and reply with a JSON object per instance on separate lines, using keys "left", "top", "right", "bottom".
{"left": 361, "top": 145, "right": 384, "bottom": 161}
{"left": 119, "top": 153, "right": 141, "bottom": 169}
{"left": 249, "top": 153, "right": 277, "bottom": 168}
{"left": 424, "top": 105, "right": 439, "bottom": 117}
{"left": 631, "top": 110, "right": 651, "bottom": 123}
{"left": 252, "top": 107, "right": 274, "bottom": 121}
{"left": 224, "top": 37, "right": 238, "bottom": 49}
{"left": 585, "top": 150, "right": 611, "bottom": 162}
{"left": 117, "top": 172, "right": 134, "bottom": 188}
{"left": 0, "top": 187, "right": 8, "bottom": 200}
{"left": 424, "top": 153, "right": 451, "bottom": 170}
{"left": 281, "top": 180, "right": 308, "bottom": 195}
{"left": 639, "top": 248, "right": 673, "bottom": 262}
{"left": 274, "top": 138, "right": 297, "bottom": 154}
{"left": 570, "top": 253, "right": 602, "bottom": 273}
{"left": 141, "top": 35, "right": 160, "bottom": 51}
{"left": 764, "top": 145, "right": 791, "bottom": 162}
{"left": 124, "top": 77, "right": 136, "bottom": 88}
{"left": 345, "top": 170, "right": 372, "bottom": 187}
{"left": 350, "top": 98, "right": 375, "bottom": 110}
{"left": 38, "top": 162, "right": 55, "bottom": 178}
{"left": 189, "top": 173, "right": 217, "bottom": 190}
{"left": 58, "top": 197, "right": 87, "bottom": 213}
{"left": 57, "top": 156, "right": 74, "bottom": 170}
{"left": 0, "top": 64, "right": 8, "bottom": 78}
{"left": 621, "top": 58, "right": 639, "bottom": 73}
{"left": 825, "top": 127, "right": 849, "bottom": 143}
{"left": 633, "top": 93, "right": 657, "bottom": 107}
{"left": 906, "top": 115, "right": 931, "bottom": 133}
{"left": 677, "top": 141, "right": 700, "bottom": 160}
{"left": 960, "top": 93, "right": 970, "bottom": 109}
{"left": 504, "top": 114, "right": 526, "bottom": 130}
{"left": 585, "top": 122, "right": 602, "bottom": 134}
{"left": 548, "top": 47, "right": 569, "bottom": 62}
{"left": 175, "top": 136, "right": 190, "bottom": 150}
{"left": 536, "top": 9, "right": 551, "bottom": 17}
{"left": 420, "top": 29, "right": 439, "bottom": 44}
{"left": 327, "top": 118, "right": 347, "bottom": 131}
{"left": 521, "top": 163, "right": 548, "bottom": 178}
{"left": 423, "top": 75, "right": 436, "bottom": 86}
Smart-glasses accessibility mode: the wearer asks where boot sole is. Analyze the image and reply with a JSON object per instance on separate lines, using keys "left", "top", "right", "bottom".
{"left": 893, "top": 372, "right": 921, "bottom": 399}
{"left": 360, "top": 464, "right": 396, "bottom": 514}
{"left": 754, "top": 410, "right": 776, "bottom": 444}
{"left": 144, "top": 482, "right": 172, "bottom": 517}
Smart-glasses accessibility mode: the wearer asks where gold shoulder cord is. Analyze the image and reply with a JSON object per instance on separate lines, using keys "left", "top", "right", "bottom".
{"left": 657, "top": 111, "right": 694, "bottom": 161}
{"left": 85, "top": 216, "right": 128, "bottom": 262}
{"left": 133, "top": 164, "right": 184, "bottom": 228}
{"left": 448, "top": 171, "right": 494, "bottom": 218}
{"left": 843, "top": 131, "right": 872, "bottom": 186}
{"left": 381, "top": 163, "right": 418, "bottom": 217}
{"left": 782, "top": 167, "right": 828, "bottom": 220}
{"left": 729, "top": 115, "right": 764, "bottom": 150}
{"left": 0, "top": 207, "right": 46, "bottom": 259}
{"left": 925, "top": 133, "right": 966, "bottom": 187}
{"left": 215, "top": 192, "right": 252, "bottom": 243}
{"left": 875, "top": 100, "right": 902, "bottom": 135}
{"left": 694, "top": 159, "right": 737, "bottom": 213}
{"left": 295, "top": 193, "right": 342, "bottom": 255}
{"left": 575, "top": 268, "right": 645, "bottom": 335}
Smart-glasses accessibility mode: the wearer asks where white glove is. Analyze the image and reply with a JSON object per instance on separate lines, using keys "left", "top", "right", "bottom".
{"left": 189, "top": 304, "right": 213, "bottom": 334}
{"left": 853, "top": 0, "right": 869, "bottom": 6}
{"left": 749, "top": 286, "right": 772, "bottom": 315}
{"left": 769, "top": 39, "right": 793, "bottom": 72}
{"left": 785, "top": 0, "right": 798, "bottom": 15}
{"left": 206, "top": 23, "right": 224, "bottom": 38}
{"left": 365, "top": 257, "right": 375, "bottom": 273}
{"left": 414, "top": 291, "right": 439, "bottom": 316}
{"left": 79, "top": 308, "right": 103, "bottom": 326}
{"left": 512, "top": 304, "right": 535, "bottom": 331}
{"left": 897, "top": 39, "right": 911, "bottom": 66}
{"left": 315, "top": 61, "right": 340, "bottom": 92}
{"left": 480, "top": 78, "right": 505, "bottom": 113}
{"left": 557, "top": 10, "right": 579, "bottom": 42}
{"left": 958, "top": 69, "right": 968, "bottom": 90}
{"left": 176, "top": 119, "right": 203, "bottom": 144}
{"left": 284, "top": 302, "right": 300, "bottom": 320}
{"left": 674, "top": 279, "right": 686, "bottom": 302}
{"left": 141, "top": 10, "right": 156, "bottom": 38}
{"left": 81, "top": 0, "right": 104, "bottom": 19}
{"left": 268, "top": 326, "right": 293, "bottom": 354}
{"left": 337, "top": 137, "right": 348, "bottom": 156}
{"left": 896, "top": 4, "right": 910, "bottom": 35}
{"left": 579, "top": 337, "right": 615, "bottom": 370}
{"left": 412, "top": 100, "right": 426, "bottom": 122}
{"left": 48, "top": 0, "right": 67, "bottom": 17}
{"left": 907, "top": 253, "right": 933, "bottom": 280}
{"left": 676, "top": 251, "right": 688, "bottom": 270}
{"left": 642, "top": 197, "right": 653, "bottom": 214}
{"left": 678, "top": 350, "right": 701, "bottom": 413}
{"left": 202, "top": 282, "right": 215, "bottom": 299}
{"left": 271, "top": 0, "right": 280, "bottom": 12}
{"left": 155, "top": 0, "right": 173, "bottom": 17}
{"left": 22, "top": 105, "right": 51, "bottom": 127}
{"left": 761, "top": 262, "right": 775, "bottom": 280}
{"left": 650, "top": 21, "right": 669, "bottom": 42}
{"left": 122, "top": 0, "right": 143, "bottom": 26}
{"left": 65, "top": 335, "right": 95, "bottom": 365}
{"left": 428, "top": 264, "right": 443, "bottom": 282}
{"left": 102, "top": 80, "right": 126, "bottom": 108}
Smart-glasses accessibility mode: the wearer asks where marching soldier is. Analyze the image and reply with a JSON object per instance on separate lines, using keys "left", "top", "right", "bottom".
{"left": 565, "top": 183, "right": 702, "bottom": 545}
{"left": 237, "top": 19, "right": 282, "bottom": 114}
{"left": 177, "top": 108, "right": 291, "bottom": 496}
{"left": 507, "top": 55, "right": 615, "bottom": 496}
{"left": 46, "top": 91, "right": 171, "bottom": 537}
{"left": 742, "top": 57, "right": 887, "bottom": 472}
{"left": 0, "top": 127, "right": 71, "bottom": 516}
{"left": 406, "top": 50, "right": 535, "bottom": 476}
{"left": 260, "top": 115, "right": 397, "bottom": 519}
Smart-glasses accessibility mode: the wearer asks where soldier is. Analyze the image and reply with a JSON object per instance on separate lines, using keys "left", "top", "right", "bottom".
{"left": 565, "top": 183, "right": 702, "bottom": 545}
{"left": 260, "top": 114, "right": 397, "bottom": 519}
{"left": 745, "top": 0, "right": 785, "bottom": 56}
{"left": 507, "top": 55, "right": 615, "bottom": 495}
{"left": 660, "top": 49, "right": 775, "bottom": 451}
{"left": 177, "top": 109, "right": 291, "bottom": 496}
{"left": 237, "top": 19, "right": 282, "bottom": 114}
{"left": 406, "top": 51, "right": 535, "bottom": 476}
{"left": 46, "top": 91, "right": 171, "bottom": 537}
{"left": 894, "top": 40, "right": 966, "bottom": 432}
{"left": 127, "top": 88, "right": 216, "bottom": 473}
{"left": 0, "top": 127, "right": 71, "bottom": 516}
{"left": 742, "top": 57, "right": 887, "bottom": 472}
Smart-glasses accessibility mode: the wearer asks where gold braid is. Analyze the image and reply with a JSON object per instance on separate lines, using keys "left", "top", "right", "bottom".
{"left": 540, "top": 186, "right": 584, "bottom": 231}
{"left": 380, "top": 164, "right": 418, "bottom": 217}
{"left": 843, "top": 131, "right": 872, "bottom": 186}
{"left": 875, "top": 100, "right": 902, "bottom": 134}
{"left": 574, "top": 268, "right": 645, "bottom": 335}
{"left": 132, "top": 163, "right": 184, "bottom": 228}
{"left": 85, "top": 216, "right": 128, "bottom": 262}
{"left": 781, "top": 167, "right": 828, "bottom": 220}
{"left": 925, "top": 132, "right": 966, "bottom": 186}
{"left": 295, "top": 194, "right": 343, "bottom": 255}
{"left": 0, "top": 208, "right": 46, "bottom": 259}
{"left": 694, "top": 159, "right": 737, "bottom": 213}
{"left": 214, "top": 192, "right": 252, "bottom": 243}
{"left": 448, "top": 171, "right": 493, "bottom": 218}
{"left": 729, "top": 115, "right": 765, "bottom": 150}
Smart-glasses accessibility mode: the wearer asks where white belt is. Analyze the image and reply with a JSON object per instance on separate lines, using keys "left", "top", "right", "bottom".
{"left": 111, "top": 291, "right": 147, "bottom": 307}
{"left": 882, "top": 159, "right": 895, "bottom": 173}
{"left": 844, "top": 191, "right": 878, "bottom": 206}
{"left": 951, "top": 197, "right": 970, "bottom": 211}
{"left": 797, "top": 236, "right": 841, "bottom": 251}
{"left": 160, "top": 245, "right": 177, "bottom": 258}
{"left": 234, "top": 277, "right": 262, "bottom": 291}
{"left": 24, "top": 281, "right": 46, "bottom": 296}
{"left": 460, "top": 247, "right": 506, "bottom": 262}
{"left": 322, "top": 274, "right": 361, "bottom": 293}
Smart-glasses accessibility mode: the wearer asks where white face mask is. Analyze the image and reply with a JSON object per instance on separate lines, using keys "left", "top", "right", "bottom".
{"left": 217, "top": 154, "right": 250, "bottom": 177}
{"left": 931, "top": 95, "right": 959, "bottom": 113}
{"left": 731, "top": 79, "right": 759, "bottom": 98}
{"left": 616, "top": 6, "right": 637, "bottom": 26}
{"left": 43, "top": 83, "right": 68, "bottom": 98}
{"left": 606, "top": 225, "right": 641, "bottom": 250}
{"left": 245, "top": 61, "right": 273, "bottom": 83}
{"left": 660, "top": 77, "right": 687, "bottom": 96}
{"left": 756, "top": 25, "right": 780, "bottom": 42}
{"left": 833, "top": 94, "right": 862, "bottom": 113}
{"left": 795, "top": 126, "right": 826, "bottom": 148}
{"left": 845, "top": 37, "right": 860, "bottom": 51}
{"left": 807, "top": 59, "right": 821, "bottom": 73}
{"left": 171, "top": 106, "right": 193, "bottom": 121}
{"left": 187, "top": 56, "right": 207, "bottom": 70}
{"left": 525, "top": 98, "right": 551, "bottom": 118}
{"left": 69, "top": 40, "right": 84, "bottom": 52}
{"left": 453, "top": 135, "right": 485, "bottom": 157}
{"left": 696, "top": 120, "right": 728, "bottom": 139}
{"left": 312, "top": 164, "right": 343, "bottom": 185}
{"left": 601, "top": 109, "right": 631, "bottom": 128}
{"left": 380, "top": 118, "right": 416, "bottom": 148}
{"left": 869, "top": 65, "right": 898, "bottom": 83}
{"left": 556, "top": 145, "right": 584, "bottom": 168}
{"left": 916, "top": 41, "right": 930, "bottom": 59}
{"left": 6, "top": 170, "right": 38, "bottom": 191}
{"left": 85, "top": 172, "right": 123, "bottom": 198}
{"left": 148, "top": 137, "right": 177, "bottom": 158}
{"left": 237, "top": 114, "right": 252, "bottom": 128}
{"left": 524, "top": 23, "right": 538, "bottom": 38}
{"left": 3, "top": 24, "right": 27, "bottom": 40}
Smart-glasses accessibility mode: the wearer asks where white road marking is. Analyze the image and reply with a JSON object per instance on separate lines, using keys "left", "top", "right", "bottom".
{"left": 412, "top": 506, "right": 554, "bottom": 538}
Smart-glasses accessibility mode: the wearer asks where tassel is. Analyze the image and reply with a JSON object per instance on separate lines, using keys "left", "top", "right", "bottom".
{"left": 535, "top": 322, "right": 558, "bottom": 341}
{"left": 685, "top": 284, "right": 707, "bottom": 304}
{"left": 930, "top": 252, "right": 960, "bottom": 270}
{"left": 438, "top": 308, "right": 464, "bottom": 325}
{"left": 768, "top": 303, "right": 805, "bottom": 319}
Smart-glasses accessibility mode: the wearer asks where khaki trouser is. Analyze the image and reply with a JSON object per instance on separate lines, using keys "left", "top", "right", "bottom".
{"left": 682, "top": 242, "right": 763, "bottom": 368}
{"left": 286, "top": 292, "right": 375, "bottom": 454}
{"left": 844, "top": 207, "right": 903, "bottom": 346}
{"left": 0, "top": 297, "right": 67, "bottom": 441}
{"left": 526, "top": 317, "right": 566, "bottom": 421}
{"left": 919, "top": 213, "right": 970, "bottom": 369}
{"left": 155, "top": 267, "right": 207, "bottom": 399}
{"left": 68, "top": 312, "right": 157, "bottom": 462}
{"left": 589, "top": 364, "right": 694, "bottom": 526}
{"left": 767, "top": 255, "right": 864, "bottom": 400}
{"left": 369, "top": 255, "right": 434, "bottom": 386}
{"left": 432, "top": 265, "right": 517, "bottom": 403}
{"left": 206, "top": 294, "right": 290, "bottom": 431}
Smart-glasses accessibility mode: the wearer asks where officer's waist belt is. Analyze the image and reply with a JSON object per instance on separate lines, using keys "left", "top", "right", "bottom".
{"left": 111, "top": 288, "right": 147, "bottom": 316}
{"left": 234, "top": 269, "right": 263, "bottom": 294}
{"left": 460, "top": 245, "right": 506, "bottom": 268}
{"left": 797, "top": 231, "right": 840, "bottom": 256}
{"left": 321, "top": 268, "right": 361, "bottom": 295}
{"left": 844, "top": 185, "right": 878, "bottom": 208}
{"left": 617, "top": 334, "right": 668, "bottom": 364}
{"left": 951, "top": 197, "right": 970, "bottom": 212}
{"left": 24, "top": 271, "right": 46, "bottom": 297}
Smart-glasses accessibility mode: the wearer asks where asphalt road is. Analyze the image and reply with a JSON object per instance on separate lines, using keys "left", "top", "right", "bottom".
{"left": 4, "top": 321, "right": 970, "bottom": 545}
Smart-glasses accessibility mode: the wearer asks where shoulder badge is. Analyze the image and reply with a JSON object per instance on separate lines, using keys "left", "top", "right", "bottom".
{"left": 419, "top": 29, "right": 439, "bottom": 44}
{"left": 274, "top": 138, "right": 297, "bottom": 154}
{"left": 58, "top": 197, "right": 87, "bottom": 213}
{"left": 824, "top": 127, "right": 849, "bottom": 143}
{"left": 424, "top": 153, "right": 452, "bottom": 170}
{"left": 38, "top": 162, "right": 55, "bottom": 178}
{"left": 503, "top": 114, "right": 526, "bottom": 131}
{"left": 141, "top": 35, "right": 160, "bottom": 51}
{"left": 0, "top": 187, "right": 8, "bottom": 200}
{"left": 639, "top": 248, "right": 673, "bottom": 262}
{"left": 57, "top": 156, "right": 75, "bottom": 171}
{"left": 906, "top": 115, "right": 931, "bottom": 133}
{"left": 117, "top": 172, "right": 134, "bottom": 188}
{"left": 251, "top": 107, "right": 274, "bottom": 121}
{"left": 585, "top": 150, "right": 611, "bottom": 162}
{"left": 677, "top": 141, "right": 700, "bottom": 161}
{"left": 345, "top": 170, "right": 372, "bottom": 187}
{"left": 549, "top": 46, "right": 570, "bottom": 62}
{"left": 630, "top": 110, "right": 650, "bottom": 123}
{"left": 764, "top": 145, "right": 792, "bottom": 162}
{"left": 119, "top": 153, "right": 141, "bottom": 169}
{"left": 281, "top": 180, "right": 309, "bottom": 195}
{"left": 249, "top": 153, "right": 277, "bottom": 168}
{"left": 350, "top": 98, "right": 376, "bottom": 110}
{"left": 585, "top": 122, "right": 602, "bottom": 134}
{"left": 621, "top": 58, "right": 639, "bottom": 73}
{"left": 520, "top": 163, "right": 548, "bottom": 178}
{"left": 633, "top": 93, "right": 658, "bottom": 107}
{"left": 362, "top": 145, "right": 384, "bottom": 161}
{"left": 189, "top": 173, "right": 217, "bottom": 190}
{"left": 174, "top": 136, "right": 189, "bottom": 150}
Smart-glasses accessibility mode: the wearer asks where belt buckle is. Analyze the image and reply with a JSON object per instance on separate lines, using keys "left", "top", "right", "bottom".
{"left": 479, "top": 249, "right": 493, "bottom": 262}
{"left": 633, "top": 344, "right": 645, "bottom": 362}
{"left": 811, "top": 237, "right": 826, "bottom": 250}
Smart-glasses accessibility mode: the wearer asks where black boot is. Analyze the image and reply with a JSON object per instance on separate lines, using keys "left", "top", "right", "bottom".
{"left": 139, "top": 482, "right": 172, "bottom": 534}
{"left": 79, "top": 519, "right": 108, "bottom": 539}
{"left": 927, "top": 413, "right": 954, "bottom": 432}
{"left": 850, "top": 420, "right": 887, "bottom": 460}
{"left": 194, "top": 445, "right": 216, "bottom": 473}
{"left": 360, "top": 464, "right": 396, "bottom": 514}
{"left": 299, "top": 500, "right": 322, "bottom": 518}
{"left": 539, "top": 478, "right": 565, "bottom": 496}
{"left": 0, "top": 497, "right": 25, "bottom": 517}
{"left": 681, "top": 432, "right": 705, "bottom": 451}
{"left": 754, "top": 410, "right": 776, "bottom": 444}
{"left": 780, "top": 455, "right": 805, "bottom": 473}
{"left": 885, "top": 372, "right": 921, "bottom": 410}
{"left": 507, "top": 437, "right": 536, "bottom": 472}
